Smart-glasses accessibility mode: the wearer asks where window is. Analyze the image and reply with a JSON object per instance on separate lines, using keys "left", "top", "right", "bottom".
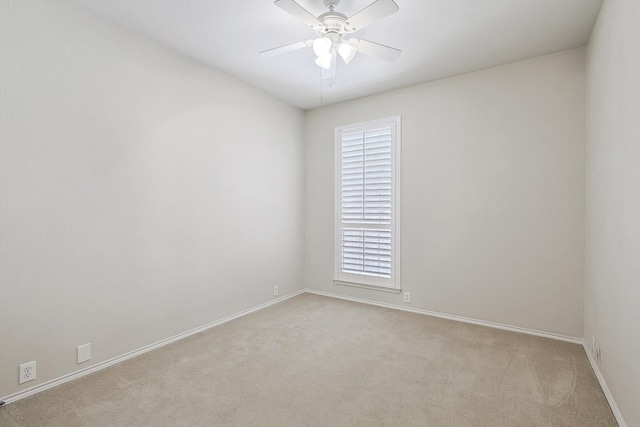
{"left": 334, "top": 116, "right": 401, "bottom": 291}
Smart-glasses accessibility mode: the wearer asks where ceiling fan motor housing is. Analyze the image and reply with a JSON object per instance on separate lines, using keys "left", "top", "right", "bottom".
{"left": 319, "top": 12, "right": 349, "bottom": 35}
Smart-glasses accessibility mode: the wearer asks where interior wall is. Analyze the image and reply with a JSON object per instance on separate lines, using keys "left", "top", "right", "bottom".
{"left": 585, "top": 1, "right": 640, "bottom": 425}
{"left": 305, "top": 48, "right": 586, "bottom": 338}
{"left": 0, "top": 0, "right": 305, "bottom": 398}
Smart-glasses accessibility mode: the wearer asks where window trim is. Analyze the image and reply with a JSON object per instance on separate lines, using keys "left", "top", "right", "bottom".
{"left": 333, "top": 116, "right": 401, "bottom": 292}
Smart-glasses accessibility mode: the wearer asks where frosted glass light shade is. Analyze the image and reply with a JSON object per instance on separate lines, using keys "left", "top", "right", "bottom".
{"left": 315, "top": 53, "right": 332, "bottom": 69}
{"left": 312, "top": 37, "right": 332, "bottom": 57}
{"left": 338, "top": 42, "right": 357, "bottom": 64}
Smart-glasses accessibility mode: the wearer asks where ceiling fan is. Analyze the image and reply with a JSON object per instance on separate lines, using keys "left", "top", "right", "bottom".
{"left": 260, "top": 0, "right": 401, "bottom": 78}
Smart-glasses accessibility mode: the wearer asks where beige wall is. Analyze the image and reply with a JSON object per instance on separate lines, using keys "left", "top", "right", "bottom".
{"left": 6, "top": 1, "right": 637, "bottom": 420}
{"left": 0, "top": 0, "right": 305, "bottom": 397}
{"left": 585, "top": 1, "right": 640, "bottom": 425}
{"left": 305, "top": 48, "right": 586, "bottom": 338}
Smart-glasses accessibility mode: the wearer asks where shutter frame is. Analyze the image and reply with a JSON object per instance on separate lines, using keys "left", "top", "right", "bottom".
{"left": 334, "top": 116, "right": 401, "bottom": 291}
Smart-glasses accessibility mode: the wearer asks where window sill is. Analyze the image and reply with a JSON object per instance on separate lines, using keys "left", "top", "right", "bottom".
{"left": 333, "top": 280, "right": 401, "bottom": 294}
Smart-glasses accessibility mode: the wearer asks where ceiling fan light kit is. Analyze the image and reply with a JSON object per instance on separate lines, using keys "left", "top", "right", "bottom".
{"left": 261, "top": 0, "right": 401, "bottom": 78}
{"left": 312, "top": 37, "right": 332, "bottom": 57}
{"left": 337, "top": 40, "right": 357, "bottom": 64}
{"left": 315, "top": 53, "right": 332, "bottom": 69}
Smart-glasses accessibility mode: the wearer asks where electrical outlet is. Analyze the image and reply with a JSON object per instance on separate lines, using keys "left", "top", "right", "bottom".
{"left": 596, "top": 346, "right": 601, "bottom": 364}
{"left": 19, "top": 361, "right": 36, "bottom": 384}
{"left": 591, "top": 337, "right": 596, "bottom": 356}
{"left": 77, "top": 343, "right": 91, "bottom": 364}
{"left": 273, "top": 286, "right": 279, "bottom": 297}
{"left": 403, "top": 291, "right": 411, "bottom": 304}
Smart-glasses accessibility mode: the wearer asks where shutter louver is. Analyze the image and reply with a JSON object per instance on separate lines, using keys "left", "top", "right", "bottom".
{"left": 340, "top": 126, "right": 393, "bottom": 279}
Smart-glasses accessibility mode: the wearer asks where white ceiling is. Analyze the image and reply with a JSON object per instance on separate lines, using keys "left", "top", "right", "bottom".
{"left": 74, "top": 0, "right": 603, "bottom": 110}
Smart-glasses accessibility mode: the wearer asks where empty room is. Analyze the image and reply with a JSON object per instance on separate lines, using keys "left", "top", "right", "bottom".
{"left": 0, "top": 0, "right": 638, "bottom": 426}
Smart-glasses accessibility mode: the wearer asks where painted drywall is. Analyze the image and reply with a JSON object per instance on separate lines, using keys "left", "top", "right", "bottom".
{"left": 305, "top": 49, "right": 586, "bottom": 338}
{"left": 0, "top": 0, "right": 304, "bottom": 398}
{"left": 585, "top": 1, "right": 640, "bottom": 425}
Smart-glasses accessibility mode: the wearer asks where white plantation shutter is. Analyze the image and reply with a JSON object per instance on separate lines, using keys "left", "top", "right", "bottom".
{"left": 341, "top": 228, "right": 392, "bottom": 277}
{"left": 335, "top": 117, "right": 401, "bottom": 290}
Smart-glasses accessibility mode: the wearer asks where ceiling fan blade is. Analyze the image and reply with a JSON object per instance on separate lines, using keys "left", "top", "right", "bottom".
{"left": 321, "top": 50, "right": 337, "bottom": 80}
{"left": 274, "top": 0, "right": 323, "bottom": 30}
{"left": 260, "top": 39, "right": 313, "bottom": 57}
{"left": 346, "top": 0, "right": 399, "bottom": 32}
{"left": 352, "top": 38, "right": 401, "bottom": 62}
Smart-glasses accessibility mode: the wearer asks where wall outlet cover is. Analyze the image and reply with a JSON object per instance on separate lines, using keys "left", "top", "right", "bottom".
{"left": 19, "top": 361, "right": 36, "bottom": 384}
{"left": 77, "top": 343, "right": 91, "bottom": 364}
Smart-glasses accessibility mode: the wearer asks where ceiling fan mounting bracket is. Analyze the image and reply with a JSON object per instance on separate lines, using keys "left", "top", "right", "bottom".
{"left": 322, "top": 0, "right": 341, "bottom": 11}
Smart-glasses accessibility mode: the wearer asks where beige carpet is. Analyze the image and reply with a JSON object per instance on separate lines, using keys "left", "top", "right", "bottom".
{"left": 0, "top": 293, "right": 617, "bottom": 426}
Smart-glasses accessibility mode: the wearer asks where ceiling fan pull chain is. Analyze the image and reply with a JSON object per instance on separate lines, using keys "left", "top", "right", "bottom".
{"left": 320, "top": 70, "right": 324, "bottom": 106}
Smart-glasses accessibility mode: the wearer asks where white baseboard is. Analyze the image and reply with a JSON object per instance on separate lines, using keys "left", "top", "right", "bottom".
{"left": 305, "top": 289, "right": 583, "bottom": 344}
{"left": 3, "top": 286, "right": 625, "bottom": 427}
{"left": 582, "top": 343, "right": 627, "bottom": 427}
{"left": 0, "top": 289, "right": 305, "bottom": 406}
